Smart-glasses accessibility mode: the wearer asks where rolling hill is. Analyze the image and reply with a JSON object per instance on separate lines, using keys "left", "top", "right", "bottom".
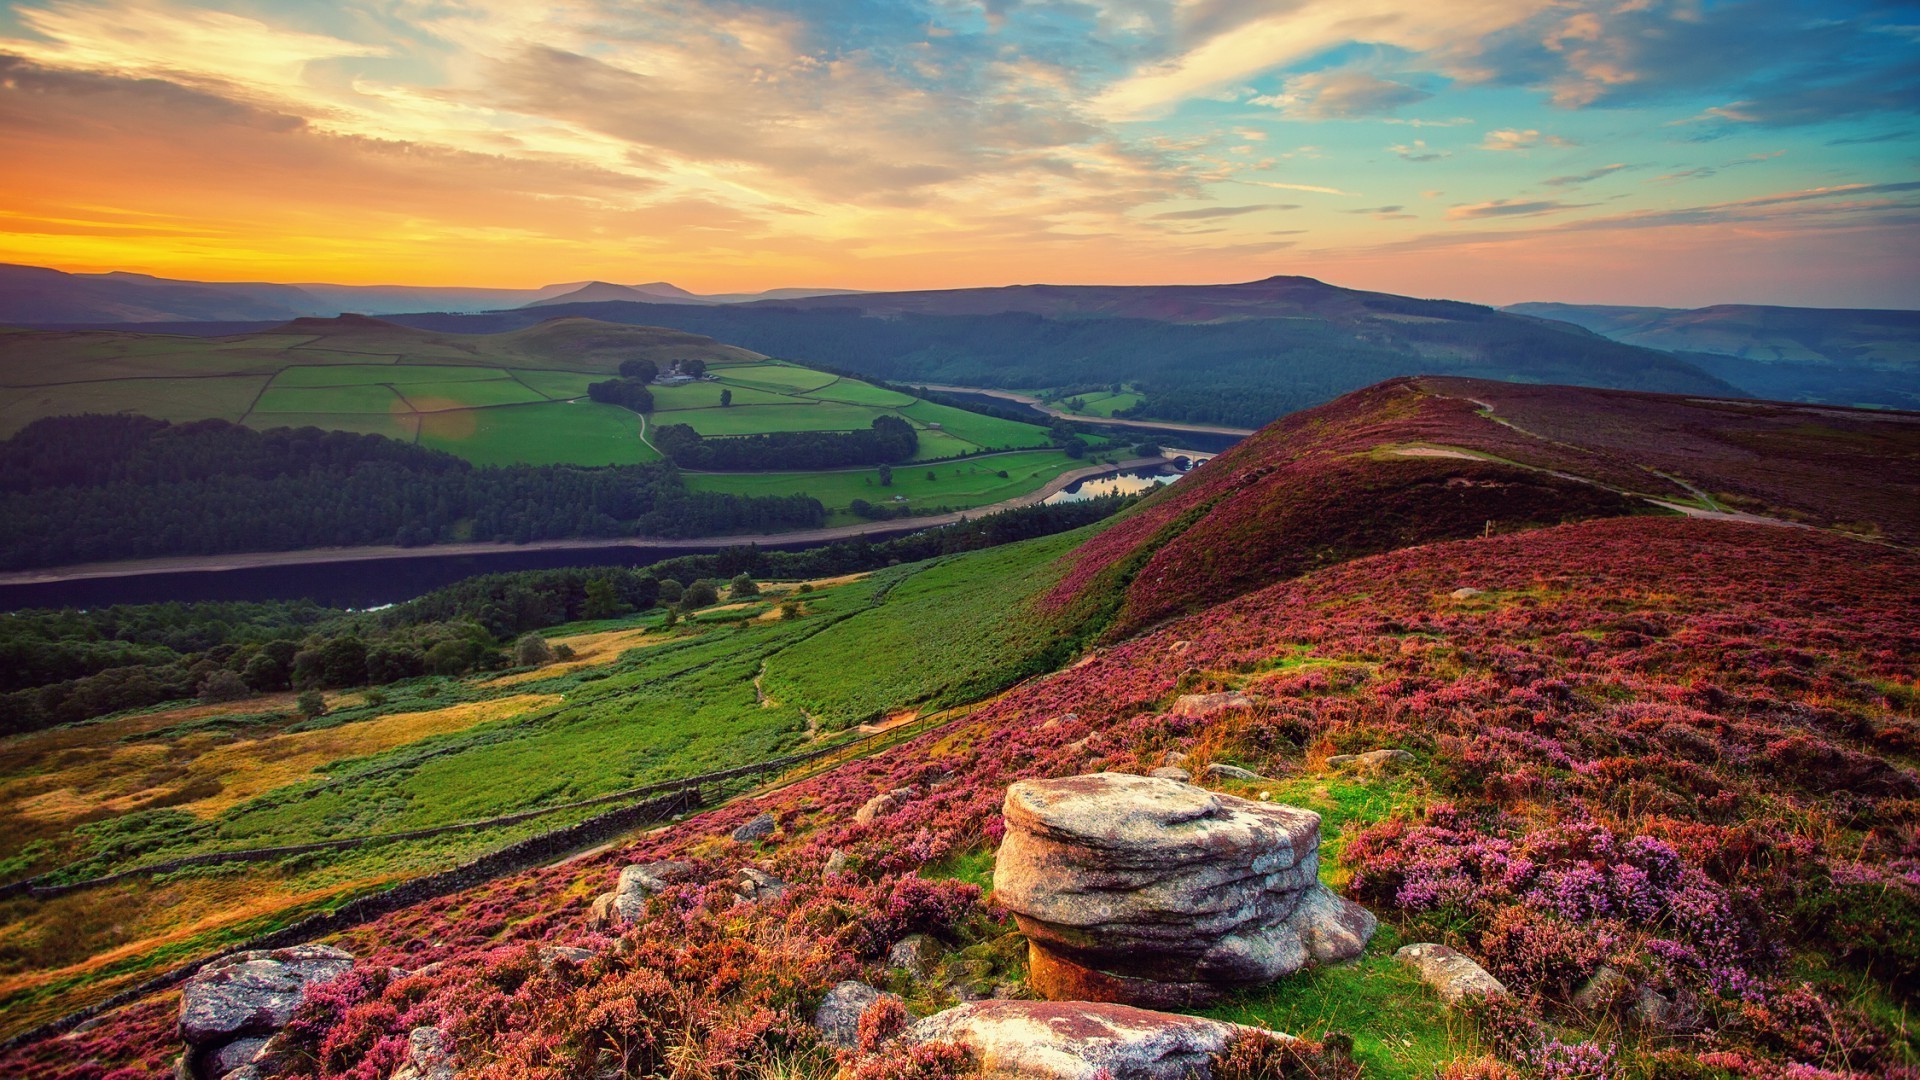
{"left": 1507, "top": 300, "right": 1920, "bottom": 409}
{"left": 2, "top": 376, "right": 1912, "bottom": 1078}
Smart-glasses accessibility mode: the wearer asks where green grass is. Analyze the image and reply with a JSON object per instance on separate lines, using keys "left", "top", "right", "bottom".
{"left": 395, "top": 378, "right": 549, "bottom": 410}
{"left": 242, "top": 410, "right": 421, "bottom": 441}
{"left": 270, "top": 364, "right": 501, "bottom": 386}
{"left": 251, "top": 383, "right": 406, "bottom": 414}
{"left": 717, "top": 362, "right": 840, "bottom": 393}
{"left": 507, "top": 369, "right": 596, "bottom": 400}
{"left": 684, "top": 450, "right": 1093, "bottom": 521}
{"left": 0, "top": 376, "right": 270, "bottom": 429}
{"left": 669, "top": 402, "right": 890, "bottom": 436}
{"left": 807, "top": 379, "right": 919, "bottom": 407}
{"left": 759, "top": 528, "right": 1094, "bottom": 728}
{"left": 419, "top": 401, "right": 655, "bottom": 466}
{"left": 899, "top": 400, "right": 1055, "bottom": 450}
{"left": 1203, "top": 925, "right": 1467, "bottom": 1079}
{"left": 651, "top": 381, "right": 795, "bottom": 410}
{"left": 1062, "top": 391, "right": 1145, "bottom": 418}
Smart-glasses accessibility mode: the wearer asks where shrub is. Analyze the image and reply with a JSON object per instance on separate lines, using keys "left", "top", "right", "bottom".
{"left": 512, "top": 633, "right": 555, "bottom": 667}
{"left": 296, "top": 689, "right": 327, "bottom": 718}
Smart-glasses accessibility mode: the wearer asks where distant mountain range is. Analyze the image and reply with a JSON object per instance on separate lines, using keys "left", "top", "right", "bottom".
{"left": 0, "top": 264, "right": 860, "bottom": 323}
{"left": 1505, "top": 301, "right": 1920, "bottom": 409}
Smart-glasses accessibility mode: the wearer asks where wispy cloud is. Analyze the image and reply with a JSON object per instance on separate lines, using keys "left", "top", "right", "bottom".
{"left": 1447, "top": 199, "right": 1592, "bottom": 220}
{"left": 1543, "top": 163, "right": 1634, "bottom": 187}
{"left": 1390, "top": 140, "right": 1450, "bottom": 162}
{"left": 1150, "top": 204, "right": 1289, "bottom": 221}
{"left": 1249, "top": 69, "right": 1431, "bottom": 120}
{"left": 1480, "top": 129, "right": 1577, "bottom": 152}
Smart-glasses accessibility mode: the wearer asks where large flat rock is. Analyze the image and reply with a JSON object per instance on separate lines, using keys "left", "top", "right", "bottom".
{"left": 906, "top": 1000, "right": 1262, "bottom": 1080}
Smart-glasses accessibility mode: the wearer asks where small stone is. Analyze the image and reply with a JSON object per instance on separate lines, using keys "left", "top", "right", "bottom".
{"left": 1450, "top": 588, "right": 1485, "bottom": 599}
{"left": 1395, "top": 943, "right": 1509, "bottom": 1003}
{"left": 824, "top": 849, "right": 850, "bottom": 875}
{"left": 589, "top": 860, "right": 698, "bottom": 929}
{"left": 1205, "top": 763, "right": 1264, "bottom": 781}
{"left": 854, "top": 792, "right": 899, "bottom": 825}
{"left": 390, "top": 1025, "right": 457, "bottom": 1080}
{"left": 1169, "top": 691, "right": 1253, "bottom": 718}
{"left": 220, "top": 1068, "right": 263, "bottom": 1080}
{"left": 1168, "top": 640, "right": 1192, "bottom": 654}
{"left": 1146, "top": 766, "right": 1191, "bottom": 782}
{"left": 1325, "top": 748, "right": 1414, "bottom": 772}
{"left": 813, "top": 980, "right": 901, "bottom": 1049}
{"left": 1161, "top": 751, "right": 1190, "bottom": 767}
{"left": 538, "top": 946, "right": 597, "bottom": 970}
{"left": 732, "top": 812, "right": 777, "bottom": 842}
{"left": 1571, "top": 965, "right": 1632, "bottom": 1014}
{"left": 734, "top": 867, "right": 787, "bottom": 903}
{"left": 888, "top": 934, "right": 943, "bottom": 979}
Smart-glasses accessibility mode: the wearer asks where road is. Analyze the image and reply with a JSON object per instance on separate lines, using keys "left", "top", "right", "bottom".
{"left": 915, "top": 384, "right": 1258, "bottom": 438}
{"left": 0, "top": 457, "right": 1172, "bottom": 586}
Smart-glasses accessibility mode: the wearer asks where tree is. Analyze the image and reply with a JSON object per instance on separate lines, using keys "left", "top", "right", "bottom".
{"left": 514, "top": 632, "right": 556, "bottom": 667}
{"left": 297, "top": 690, "right": 328, "bottom": 718}
{"left": 878, "top": 464, "right": 893, "bottom": 487}
{"left": 199, "top": 669, "right": 249, "bottom": 703}
{"left": 1133, "top": 441, "right": 1162, "bottom": 457}
{"left": 683, "top": 579, "right": 720, "bottom": 608}
{"left": 1062, "top": 439, "right": 1088, "bottom": 460}
{"left": 780, "top": 601, "right": 801, "bottom": 620}
{"left": 661, "top": 606, "right": 679, "bottom": 629}
{"left": 729, "top": 573, "right": 759, "bottom": 599}
{"left": 719, "top": 388, "right": 733, "bottom": 407}
{"left": 657, "top": 579, "right": 685, "bottom": 605}
{"left": 618, "top": 358, "right": 659, "bottom": 382}
{"left": 679, "top": 358, "right": 707, "bottom": 378}
{"left": 243, "top": 652, "right": 287, "bottom": 692}
{"left": 581, "top": 577, "right": 628, "bottom": 620}
{"left": 926, "top": 470, "right": 937, "bottom": 481}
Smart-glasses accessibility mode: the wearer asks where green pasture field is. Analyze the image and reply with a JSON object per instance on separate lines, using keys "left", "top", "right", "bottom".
{"left": 270, "top": 364, "right": 507, "bottom": 387}
{"left": 719, "top": 362, "right": 841, "bottom": 393}
{"left": 685, "top": 449, "right": 1093, "bottom": 522}
{"left": 507, "top": 369, "right": 595, "bottom": 400}
{"left": 1065, "top": 390, "right": 1145, "bottom": 417}
{"left": 0, "top": 375, "right": 270, "bottom": 429}
{"left": 252, "top": 383, "right": 405, "bottom": 415}
{"left": 666, "top": 401, "right": 889, "bottom": 436}
{"left": 394, "top": 378, "right": 548, "bottom": 410}
{"left": 898, "top": 399, "right": 1055, "bottom": 449}
{"left": 651, "top": 381, "right": 794, "bottom": 410}
{"left": 419, "top": 401, "right": 657, "bottom": 466}
{"left": 806, "top": 379, "right": 918, "bottom": 407}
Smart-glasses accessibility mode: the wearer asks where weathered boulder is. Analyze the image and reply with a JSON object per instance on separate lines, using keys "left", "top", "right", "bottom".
{"left": 1147, "top": 766, "right": 1191, "bottom": 782}
{"left": 906, "top": 1000, "right": 1273, "bottom": 1079}
{"left": 1161, "top": 751, "right": 1191, "bottom": 768}
{"left": 178, "top": 944, "right": 354, "bottom": 1080}
{"left": 1450, "top": 587, "right": 1485, "bottom": 600}
{"left": 734, "top": 867, "right": 787, "bottom": 903}
{"left": 824, "top": 848, "right": 850, "bottom": 875}
{"left": 1205, "top": 763, "right": 1265, "bottom": 782}
{"left": 588, "top": 860, "right": 697, "bottom": 929}
{"left": 732, "top": 812, "right": 777, "bottom": 842}
{"left": 1394, "top": 943, "right": 1509, "bottom": 1003}
{"left": 1326, "top": 748, "right": 1414, "bottom": 772}
{"left": 994, "top": 773, "right": 1374, "bottom": 1007}
{"left": 813, "top": 980, "right": 902, "bottom": 1049}
{"left": 854, "top": 792, "right": 899, "bottom": 825}
{"left": 538, "top": 945, "right": 597, "bottom": 970}
{"left": 390, "top": 1025, "right": 458, "bottom": 1080}
{"left": 1169, "top": 691, "right": 1252, "bottom": 718}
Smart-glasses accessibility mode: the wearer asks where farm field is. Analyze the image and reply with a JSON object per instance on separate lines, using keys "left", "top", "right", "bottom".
{"left": 1059, "top": 389, "right": 1145, "bottom": 417}
{"left": 0, "top": 320, "right": 1063, "bottom": 483}
{"left": 685, "top": 448, "right": 1101, "bottom": 523}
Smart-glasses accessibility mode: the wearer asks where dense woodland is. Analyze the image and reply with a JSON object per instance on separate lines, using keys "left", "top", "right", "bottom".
{"left": 651, "top": 414, "right": 918, "bottom": 470}
{"left": 583, "top": 376, "right": 654, "bottom": 413}
{"left": 0, "top": 416, "right": 825, "bottom": 569}
{"left": 0, "top": 496, "right": 1129, "bottom": 735}
{"left": 428, "top": 300, "right": 1735, "bottom": 427}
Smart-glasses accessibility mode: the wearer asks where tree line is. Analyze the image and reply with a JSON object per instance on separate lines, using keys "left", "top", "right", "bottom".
{"left": 0, "top": 416, "right": 826, "bottom": 570}
{"left": 0, "top": 495, "right": 1133, "bottom": 736}
{"left": 651, "top": 415, "right": 919, "bottom": 470}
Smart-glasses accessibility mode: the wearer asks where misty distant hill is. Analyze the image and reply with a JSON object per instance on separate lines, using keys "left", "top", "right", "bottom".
{"left": 1507, "top": 301, "right": 1920, "bottom": 409}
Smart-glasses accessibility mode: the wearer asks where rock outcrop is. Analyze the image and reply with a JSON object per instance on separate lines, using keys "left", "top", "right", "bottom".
{"left": 732, "top": 812, "right": 777, "bottom": 842}
{"left": 733, "top": 867, "right": 786, "bottom": 903}
{"left": 176, "top": 944, "right": 354, "bottom": 1080}
{"left": 1394, "top": 943, "right": 1508, "bottom": 1002}
{"left": 1326, "top": 748, "right": 1414, "bottom": 772}
{"left": 993, "top": 773, "right": 1374, "bottom": 1007}
{"left": 905, "top": 1000, "right": 1270, "bottom": 1079}
{"left": 1169, "top": 691, "right": 1252, "bottom": 718}
{"left": 389, "top": 1025, "right": 458, "bottom": 1080}
{"left": 587, "top": 860, "right": 696, "bottom": 929}
{"left": 813, "top": 980, "right": 902, "bottom": 1049}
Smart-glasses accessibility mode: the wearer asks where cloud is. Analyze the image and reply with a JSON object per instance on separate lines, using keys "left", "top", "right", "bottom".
{"left": 1249, "top": 69, "right": 1431, "bottom": 120}
{"left": 1825, "top": 129, "right": 1911, "bottom": 146}
{"left": 1348, "top": 205, "right": 1416, "bottom": 220}
{"left": 1243, "top": 180, "right": 1359, "bottom": 196}
{"left": 1480, "top": 129, "right": 1577, "bottom": 151}
{"left": 1543, "top": 163, "right": 1634, "bottom": 187}
{"left": 1446, "top": 199, "right": 1592, "bottom": 220}
{"left": 1390, "top": 140, "right": 1449, "bottom": 162}
{"left": 1655, "top": 150, "right": 1788, "bottom": 183}
{"left": 1149, "top": 204, "right": 1289, "bottom": 221}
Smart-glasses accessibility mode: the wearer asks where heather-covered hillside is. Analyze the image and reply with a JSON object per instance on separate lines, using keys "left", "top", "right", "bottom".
{"left": 5, "top": 380, "right": 1916, "bottom": 1080}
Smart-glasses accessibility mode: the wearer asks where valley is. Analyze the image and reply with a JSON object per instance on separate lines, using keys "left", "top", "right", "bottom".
{"left": 1, "top": 376, "right": 1914, "bottom": 1079}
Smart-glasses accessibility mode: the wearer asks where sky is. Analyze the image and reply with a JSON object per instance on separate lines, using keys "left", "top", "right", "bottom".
{"left": 0, "top": 0, "right": 1915, "bottom": 307}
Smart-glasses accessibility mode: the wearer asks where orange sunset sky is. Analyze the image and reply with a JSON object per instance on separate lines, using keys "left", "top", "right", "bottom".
{"left": 1, "top": 0, "right": 1915, "bottom": 306}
